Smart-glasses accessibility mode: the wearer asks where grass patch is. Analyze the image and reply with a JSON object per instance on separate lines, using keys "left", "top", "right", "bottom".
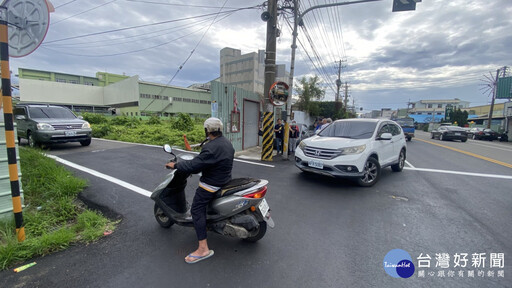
{"left": 0, "top": 148, "right": 117, "bottom": 270}
{"left": 84, "top": 113, "right": 206, "bottom": 148}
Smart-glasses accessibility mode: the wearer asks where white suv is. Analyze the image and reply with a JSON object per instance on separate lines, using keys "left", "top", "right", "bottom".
{"left": 295, "top": 118, "right": 407, "bottom": 187}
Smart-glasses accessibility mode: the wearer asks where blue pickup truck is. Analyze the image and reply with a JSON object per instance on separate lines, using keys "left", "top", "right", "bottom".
{"left": 394, "top": 118, "right": 415, "bottom": 141}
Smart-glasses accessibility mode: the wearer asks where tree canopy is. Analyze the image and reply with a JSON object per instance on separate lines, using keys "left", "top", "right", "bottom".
{"left": 295, "top": 76, "right": 325, "bottom": 116}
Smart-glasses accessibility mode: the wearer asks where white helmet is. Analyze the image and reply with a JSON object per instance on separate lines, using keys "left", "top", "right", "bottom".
{"left": 204, "top": 117, "right": 223, "bottom": 133}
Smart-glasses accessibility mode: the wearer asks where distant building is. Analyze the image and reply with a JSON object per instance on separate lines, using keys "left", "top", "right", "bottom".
{"left": 220, "top": 47, "right": 289, "bottom": 95}
{"left": 17, "top": 68, "right": 211, "bottom": 118}
{"left": 408, "top": 98, "right": 470, "bottom": 115}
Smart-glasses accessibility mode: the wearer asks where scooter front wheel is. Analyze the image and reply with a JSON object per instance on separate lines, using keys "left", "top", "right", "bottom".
{"left": 154, "top": 203, "right": 174, "bottom": 228}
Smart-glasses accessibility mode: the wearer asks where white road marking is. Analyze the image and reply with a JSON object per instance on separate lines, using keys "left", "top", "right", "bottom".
{"left": 403, "top": 167, "right": 512, "bottom": 180}
{"left": 94, "top": 138, "right": 275, "bottom": 168}
{"left": 405, "top": 160, "right": 415, "bottom": 168}
{"left": 45, "top": 154, "right": 512, "bottom": 201}
{"left": 46, "top": 154, "right": 153, "bottom": 198}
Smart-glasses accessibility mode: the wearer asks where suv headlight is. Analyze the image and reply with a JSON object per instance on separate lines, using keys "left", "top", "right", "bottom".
{"left": 82, "top": 122, "right": 91, "bottom": 129}
{"left": 340, "top": 144, "right": 366, "bottom": 155}
{"left": 36, "top": 123, "right": 54, "bottom": 130}
{"left": 298, "top": 141, "right": 307, "bottom": 150}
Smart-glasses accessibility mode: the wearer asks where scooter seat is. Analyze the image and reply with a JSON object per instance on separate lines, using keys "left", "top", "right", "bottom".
{"left": 215, "top": 178, "right": 260, "bottom": 198}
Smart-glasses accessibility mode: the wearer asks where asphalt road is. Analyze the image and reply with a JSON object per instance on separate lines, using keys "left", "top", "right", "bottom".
{"left": 1, "top": 135, "right": 511, "bottom": 288}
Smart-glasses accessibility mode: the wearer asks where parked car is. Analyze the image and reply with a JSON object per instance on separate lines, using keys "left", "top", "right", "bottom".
{"left": 294, "top": 118, "right": 407, "bottom": 187}
{"left": 431, "top": 126, "right": 467, "bottom": 142}
{"left": 467, "top": 127, "right": 484, "bottom": 138}
{"left": 14, "top": 104, "right": 92, "bottom": 147}
{"left": 470, "top": 128, "right": 499, "bottom": 141}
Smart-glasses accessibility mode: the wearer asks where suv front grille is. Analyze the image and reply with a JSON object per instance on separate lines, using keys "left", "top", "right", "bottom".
{"left": 303, "top": 146, "right": 341, "bottom": 160}
{"left": 51, "top": 124, "right": 83, "bottom": 130}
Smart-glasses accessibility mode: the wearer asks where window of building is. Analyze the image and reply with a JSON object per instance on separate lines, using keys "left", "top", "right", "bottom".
{"left": 231, "top": 111, "right": 240, "bottom": 133}
{"left": 437, "top": 112, "right": 442, "bottom": 115}
{"left": 438, "top": 104, "right": 442, "bottom": 108}
{"left": 85, "top": 82, "right": 94, "bottom": 86}
{"left": 427, "top": 104, "right": 433, "bottom": 108}
{"left": 56, "top": 78, "right": 66, "bottom": 83}
{"left": 427, "top": 113, "right": 432, "bottom": 115}
{"left": 68, "top": 80, "right": 78, "bottom": 84}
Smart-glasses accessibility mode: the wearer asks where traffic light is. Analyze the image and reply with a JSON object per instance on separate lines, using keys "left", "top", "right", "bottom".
{"left": 392, "top": 0, "right": 422, "bottom": 12}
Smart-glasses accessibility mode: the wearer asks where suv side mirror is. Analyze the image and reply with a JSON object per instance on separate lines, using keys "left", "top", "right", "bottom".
{"left": 379, "top": 133, "right": 392, "bottom": 140}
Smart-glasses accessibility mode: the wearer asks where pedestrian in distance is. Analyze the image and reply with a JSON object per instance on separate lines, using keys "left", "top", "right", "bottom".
{"left": 166, "top": 117, "right": 235, "bottom": 264}
{"left": 274, "top": 118, "right": 284, "bottom": 155}
{"left": 289, "top": 120, "right": 299, "bottom": 153}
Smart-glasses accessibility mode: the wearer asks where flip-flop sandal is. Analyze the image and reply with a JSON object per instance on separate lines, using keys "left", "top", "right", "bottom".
{"left": 185, "top": 250, "right": 214, "bottom": 264}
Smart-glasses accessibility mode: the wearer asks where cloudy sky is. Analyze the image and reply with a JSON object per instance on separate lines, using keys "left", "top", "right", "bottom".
{"left": 7, "top": 0, "right": 512, "bottom": 111}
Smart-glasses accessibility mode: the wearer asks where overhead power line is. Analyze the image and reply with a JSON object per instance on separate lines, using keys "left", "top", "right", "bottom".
{"left": 44, "top": 5, "right": 261, "bottom": 44}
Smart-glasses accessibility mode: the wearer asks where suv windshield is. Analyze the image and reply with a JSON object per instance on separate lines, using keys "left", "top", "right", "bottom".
{"left": 28, "top": 107, "right": 77, "bottom": 119}
{"left": 318, "top": 121, "right": 377, "bottom": 139}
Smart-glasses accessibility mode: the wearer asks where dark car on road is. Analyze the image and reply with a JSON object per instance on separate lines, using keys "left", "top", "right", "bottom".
{"left": 14, "top": 104, "right": 92, "bottom": 147}
{"left": 431, "top": 126, "right": 467, "bottom": 142}
{"left": 470, "top": 128, "right": 499, "bottom": 141}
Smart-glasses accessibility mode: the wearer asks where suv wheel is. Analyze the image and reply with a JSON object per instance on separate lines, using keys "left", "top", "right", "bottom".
{"left": 357, "top": 157, "right": 380, "bottom": 187}
{"left": 80, "top": 139, "right": 92, "bottom": 146}
{"left": 439, "top": 134, "right": 444, "bottom": 141}
{"left": 28, "top": 132, "right": 39, "bottom": 148}
{"left": 391, "top": 149, "right": 405, "bottom": 172}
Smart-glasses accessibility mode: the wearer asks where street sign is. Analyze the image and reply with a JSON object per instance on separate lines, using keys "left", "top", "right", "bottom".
{"left": 392, "top": 0, "right": 421, "bottom": 12}
{"left": 497, "top": 76, "right": 512, "bottom": 99}
{"left": 445, "top": 104, "right": 453, "bottom": 122}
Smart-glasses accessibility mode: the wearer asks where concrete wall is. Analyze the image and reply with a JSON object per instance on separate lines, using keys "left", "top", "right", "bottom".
{"left": 104, "top": 75, "right": 140, "bottom": 105}
{"left": 19, "top": 78, "right": 104, "bottom": 105}
{"left": 211, "top": 81, "right": 261, "bottom": 151}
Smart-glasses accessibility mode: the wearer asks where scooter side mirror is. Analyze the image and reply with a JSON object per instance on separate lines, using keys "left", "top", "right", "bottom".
{"left": 163, "top": 144, "right": 172, "bottom": 153}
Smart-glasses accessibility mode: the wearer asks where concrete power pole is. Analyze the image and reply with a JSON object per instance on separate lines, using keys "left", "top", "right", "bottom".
{"left": 261, "top": 0, "right": 278, "bottom": 161}
{"left": 335, "top": 60, "right": 345, "bottom": 115}
{"left": 343, "top": 82, "right": 350, "bottom": 118}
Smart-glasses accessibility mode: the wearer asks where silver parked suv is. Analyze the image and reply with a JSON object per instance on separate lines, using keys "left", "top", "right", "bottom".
{"left": 295, "top": 118, "right": 407, "bottom": 187}
{"left": 14, "top": 104, "right": 92, "bottom": 147}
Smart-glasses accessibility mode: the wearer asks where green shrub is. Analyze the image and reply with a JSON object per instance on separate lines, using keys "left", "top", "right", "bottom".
{"left": 172, "top": 113, "right": 194, "bottom": 131}
{"left": 91, "top": 123, "right": 112, "bottom": 138}
{"left": 147, "top": 115, "right": 162, "bottom": 125}
{"left": 82, "top": 113, "right": 109, "bottom": 124}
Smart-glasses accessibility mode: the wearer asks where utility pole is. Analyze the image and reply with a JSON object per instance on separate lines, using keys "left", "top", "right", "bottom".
{"left": 487, "top": 66, "right": 509, "bottom": 129}
{"left": 261, "top": 0, "right": 278, "bottom": 161}
{"left": 343, "top": 82, "right": 350, "bottom": 117}
{"left": 335, "top": 60, "right": 345, "bottom": 115}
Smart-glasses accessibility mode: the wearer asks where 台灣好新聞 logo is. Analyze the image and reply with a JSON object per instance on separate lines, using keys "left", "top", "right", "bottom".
{"left": 384, "top": 249, "right": 415, "bottom": 278}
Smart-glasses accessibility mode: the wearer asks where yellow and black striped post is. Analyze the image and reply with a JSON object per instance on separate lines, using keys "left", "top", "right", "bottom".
{"left": 1, "top": 13, "right": 25, "bottom": 242}
{"left": 261, "top": 112, "right": 274, "bottom": 161}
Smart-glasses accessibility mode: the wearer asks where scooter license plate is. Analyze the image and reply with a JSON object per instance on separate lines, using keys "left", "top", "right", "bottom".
{"left": 258, "top": 199, "right": 270, "bottom": 217}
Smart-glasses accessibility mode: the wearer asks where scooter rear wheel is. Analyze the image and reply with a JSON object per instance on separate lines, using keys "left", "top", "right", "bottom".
{"left": 243, "top": 221, "right": 267, "bottom": 243}
{"left": 154, "top": 204, "right": 174, "bottom": 228}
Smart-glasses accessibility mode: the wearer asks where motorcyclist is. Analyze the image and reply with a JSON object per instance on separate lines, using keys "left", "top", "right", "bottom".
{"left": 165, "top": 117, "right": 235, "bottom": 264}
